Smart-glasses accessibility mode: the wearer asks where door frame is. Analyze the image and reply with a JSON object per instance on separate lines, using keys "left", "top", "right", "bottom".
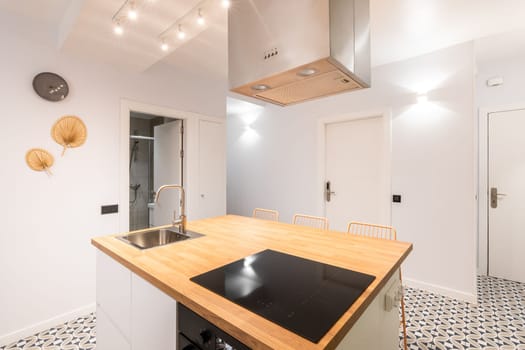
{"left": 119, "top": 99, "right": 223, "bottom": 232}
{"left": 316, "top": 109, "right": 393, "bottom": 226}
{"left": 478, "top": 104, "right": 525, "bottom": 275}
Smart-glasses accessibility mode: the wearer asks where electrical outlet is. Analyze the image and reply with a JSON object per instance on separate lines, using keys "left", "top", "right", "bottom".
{"left": 384, "top": 282, "right": 402, "bottom": 311}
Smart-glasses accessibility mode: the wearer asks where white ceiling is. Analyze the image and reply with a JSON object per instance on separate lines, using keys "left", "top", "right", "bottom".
{"left": 475, "top": 27, "right": 525, "bottom": 65}
{"left": 0, "top": 0, "right": 70, "bottom": 23}
{"left": 0, "top": 0, "right": 73, "bottom": 45}
{"left": 60, "top": 0, "right": 228, "bottom": 77}
{"left": 370, "top": 0, "right": 525, "bottom": 67}
{"left": 2, "top": 0, "right": 525, "bottom": 78}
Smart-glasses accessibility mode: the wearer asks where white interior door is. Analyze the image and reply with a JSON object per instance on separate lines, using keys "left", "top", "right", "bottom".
{"left": 488, "top": 109, "right": 525, "bottom": 283}
{"left": 198, "top": 120, "right": 226, "bottom": 219}
{"left": 152, "top": 120, "right": 182, "bottom": 227}
{"left": 325, "top": 116, "right": 390, "bottom": 232}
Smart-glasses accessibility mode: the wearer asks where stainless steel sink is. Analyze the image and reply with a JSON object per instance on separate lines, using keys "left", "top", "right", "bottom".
{"left": 117, "top": 227, "right": 204, "bottom": 250}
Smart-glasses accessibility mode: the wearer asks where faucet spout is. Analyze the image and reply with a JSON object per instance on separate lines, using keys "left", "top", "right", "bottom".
{"left": 154, "top": 184, "right": 186, "bottom": 233}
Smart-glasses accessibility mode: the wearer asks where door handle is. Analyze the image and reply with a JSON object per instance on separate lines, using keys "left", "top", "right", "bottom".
{"left": 325, "top": 181, "right": 336, "bottom": 202}
{"left": 490, "top": 187, "right": 507, "bottom": 208}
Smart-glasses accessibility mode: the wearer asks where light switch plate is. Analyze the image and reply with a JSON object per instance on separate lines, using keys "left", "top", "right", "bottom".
{"left": 101, "top": 204, "right": 119, "bottom": 215}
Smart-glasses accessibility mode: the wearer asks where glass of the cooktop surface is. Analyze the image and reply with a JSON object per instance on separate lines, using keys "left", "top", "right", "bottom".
{"left": 190, "top": 249, "right": 375, "bottom": 343}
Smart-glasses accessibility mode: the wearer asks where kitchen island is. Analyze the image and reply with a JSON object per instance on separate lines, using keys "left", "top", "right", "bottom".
{"left": 92, "top": 215, "right": 412, "bottom": 350}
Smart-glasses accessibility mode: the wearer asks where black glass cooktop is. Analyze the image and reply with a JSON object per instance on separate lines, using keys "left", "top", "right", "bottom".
{"left": 190, "top": 249, "right": 375, "bottom": 343}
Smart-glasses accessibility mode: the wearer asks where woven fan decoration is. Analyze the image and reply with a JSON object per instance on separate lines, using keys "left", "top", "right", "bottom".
{"left": 52, "top": 116, "right": 87, "bottom": 155}
{"left": 26, "top": 148, "right": 54, "bottom": 175}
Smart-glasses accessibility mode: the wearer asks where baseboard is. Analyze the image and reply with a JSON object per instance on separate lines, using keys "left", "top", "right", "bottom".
{"left": 0, "top": 303, "right": 96, "bottom": 347}
{"left": 403, "top": 278, "right": 477, "bottom": 304}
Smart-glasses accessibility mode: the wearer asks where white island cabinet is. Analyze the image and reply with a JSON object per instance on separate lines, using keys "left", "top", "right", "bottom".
{"left": 96, "top": 250, "right": 403, "bottom": 350}
{"left": 336, "top": 271, "right": 402, "bottom": 350}
{"left": 93, "top": 215, "right": 412, "bottom": 350}
{"left": 96, "top": 250, "right": 177, "bottom": 350}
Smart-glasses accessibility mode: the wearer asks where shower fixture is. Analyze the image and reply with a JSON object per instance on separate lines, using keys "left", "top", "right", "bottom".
{"left": 129, "top": 140, "right": 139, "bottom": 169}
{"left": 130, "top": 183, "right": 141, "bottom": 204}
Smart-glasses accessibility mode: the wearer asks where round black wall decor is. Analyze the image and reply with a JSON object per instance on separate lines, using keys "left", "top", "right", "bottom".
{"left": 32, "top": 72, "right": 69, "bottom": 102}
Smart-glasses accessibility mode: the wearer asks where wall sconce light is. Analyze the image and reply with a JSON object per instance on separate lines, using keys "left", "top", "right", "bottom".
{"left": 417, "top": 94, "right": 428, "bottom": 104}
{"left": 241, "top": 125, "right": 259, "bottom": 145}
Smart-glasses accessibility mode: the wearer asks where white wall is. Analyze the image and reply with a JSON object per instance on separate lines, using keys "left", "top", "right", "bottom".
{"left": 475, "top": 47, "right": 525, "bottom": 275}
{"left": 227, "top": 42, "right": 477, "bottom": 302}
{"left": 0, "top": 29, "right": 225, "bottom": 344}
{"left": 477, "top": 56, "right": 525, "bottom": 109}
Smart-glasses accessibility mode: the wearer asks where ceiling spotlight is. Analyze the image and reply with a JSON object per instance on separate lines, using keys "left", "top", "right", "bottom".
{"left": 161, "top": 41, "right": 169, "bottom": 51}
{"left": 197, "top": 9, "right": 205, "bottom": 26}
{"left": 114, "top": 22, "right": 124, "bottom": 35}
{"left": 221, "top": 0, "right": 231, "bottom": 9}
{"left": 177, "top": 24, "right": 186, "bottom": 40}
{"left": 128, "top": 3, "right": 138, "bottom": 20}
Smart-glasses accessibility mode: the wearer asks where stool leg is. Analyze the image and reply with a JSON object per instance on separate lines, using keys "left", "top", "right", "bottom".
{"left": 399, "top": 269, "right": 408, "bottom": 350}
{"left": 401, "top": 295, "right": 408, "bottom": 350}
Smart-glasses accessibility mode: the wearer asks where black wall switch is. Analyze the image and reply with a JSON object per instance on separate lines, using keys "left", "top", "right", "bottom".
{"left": 101, "top": 204, "right": 119, "bottom": 215}
{"left": 392, "top": 195, "right": 402, "bottom": 203}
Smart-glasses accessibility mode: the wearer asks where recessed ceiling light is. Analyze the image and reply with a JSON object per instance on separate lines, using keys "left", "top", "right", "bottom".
{"left": 297, "top": 68, "right": 317, "bottom": 77}
{"left": 221, "top": 0, "right": 231, "bottom": 9}
{"left": 251, "top": 84, "right": 270, "bottom": 91}
{"left": 161, "top": 41, "right": 169, "bottom": 51}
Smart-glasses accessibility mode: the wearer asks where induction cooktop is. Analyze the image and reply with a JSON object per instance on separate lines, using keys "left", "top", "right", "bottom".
{"left": 190, "top": 249, "right": 375, "bottom": 343}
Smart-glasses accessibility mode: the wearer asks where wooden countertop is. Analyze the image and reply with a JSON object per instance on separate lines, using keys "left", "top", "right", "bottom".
{"left": 91, "top": 215, "right": 412, "bottom": 350}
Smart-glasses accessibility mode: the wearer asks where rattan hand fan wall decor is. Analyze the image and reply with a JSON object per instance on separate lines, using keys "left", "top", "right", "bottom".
{"left": 51, "top": 116, "right": 87, "bottom": 155}
{"left": 26, "top": 148, "right": 54, "bottom": 175}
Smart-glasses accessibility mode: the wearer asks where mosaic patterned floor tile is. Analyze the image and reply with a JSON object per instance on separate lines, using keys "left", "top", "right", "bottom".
{"left": 0, "top": 314, "right": 96, "bottom": 350}
{"left": 400, "top": 275, "right": 525, "bottom": 349}
{"left": 1, "top": 276, "right": 524, "bottom": 349}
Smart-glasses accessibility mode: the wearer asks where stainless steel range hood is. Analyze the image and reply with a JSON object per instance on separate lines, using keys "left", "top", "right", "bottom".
{"left": 228, "top": 0, "right": 370, "bottom": 106}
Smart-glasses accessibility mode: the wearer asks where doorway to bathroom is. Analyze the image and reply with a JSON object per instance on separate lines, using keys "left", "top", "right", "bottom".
{"left": 129, "top": 111, "right": 183, "bottom": 231}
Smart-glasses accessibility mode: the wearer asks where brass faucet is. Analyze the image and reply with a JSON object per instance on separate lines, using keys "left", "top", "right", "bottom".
{"left": 154, "top": 184, "right": 186, "bottom": 233}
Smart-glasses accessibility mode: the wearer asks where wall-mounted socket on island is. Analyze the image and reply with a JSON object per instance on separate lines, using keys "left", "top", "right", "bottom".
{"left": 101, "top": 204, "right": 119, "bottom": 215}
